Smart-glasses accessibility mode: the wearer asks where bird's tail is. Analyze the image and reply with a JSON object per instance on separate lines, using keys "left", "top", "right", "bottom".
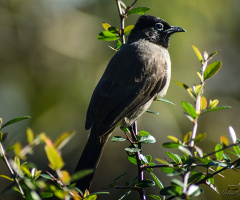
{"left": 74, "top": 126, "right": 111, "bottom": 192}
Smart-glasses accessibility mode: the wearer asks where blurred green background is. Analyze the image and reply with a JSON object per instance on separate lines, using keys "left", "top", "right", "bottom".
{"left": 0, "top": 0, "right": 240, "bottom": 199}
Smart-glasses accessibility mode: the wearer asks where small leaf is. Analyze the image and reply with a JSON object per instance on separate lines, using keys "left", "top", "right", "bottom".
{"left": 202, "top": 106, "right": 231, "bottom": 113}
{"left": 200, "top": 96, "right": 207, "bottom": 110}
{"left": 148, "top": 195, "right": 161, "bottom": 199}
{"left": 139, "top": 131, "right": 150, "bottom": 136}
{"left": 54, "top": 131, "right": 75, "bottom": 150}
{"left": 1, "top": 116, "right": 31, "bottom": 129}
{"left": 111, "top": 136, "right": 126, "bottom": 142}
{"left": 166, "top": 152, "right": 181, "bottom": 163}
{"left": 196, "top": 72, "right": 203, "bottom": 82}
{"left": 125, "top": 147, "right": 141, "bottom": 153}
{"left": 45, "top": 145, "right": 64, "bottom": 170}
{"left": 167, "top": 135, "right": 180, "bottom": 143}
{"left": 162, "top": 142, "right": 180, "bottom": 149}
{"left": 183, "top": 132, "right": 192, "bottom": 144}
{"left": 14, "top": 142, "right": 26, "bottom": 160}
{"left": 182, "top": 101, "right": 197, "bottom": 119}
{"left": 155, "top": 158, "right": 169, "bottom": 165}
{"left": 188, "top": 173, "right": 204, "bottom": 184}
{"left": 102, "top": 22, "right": 111, "bottom": 31}
{"left": 127, "top": 7, "right": 151, "bottom": 15}
{"left": 124, "top": 25, "right": 134, "bottom": 35}
{"left": 0, "top": 175, "right": 14, "bottom": 181}
{"left": 215, "top": 144, "right": 223, "bottom": 161}
{"left": 108, "top": 27, "right": 119, "bottom": 34}
{"left": 209, "top": 99, "right": 219, "bottom": 108}
{"left": 149, "top": 171, "right": 163, "bottom": 189}
{"left": 135, "top": 179, "right": 155, "bottom": 188}
{"left": 139, "top": 135, "right": 156, "bottom": 144}
{"left": 220, "top": 136, "right": 229, "bottom": 147}
{"left": 108, "top": 173, "right": 127, "bottom": 188}
{"left": 161, "top": 167, "right": 175, "bottom": 173}
{"left": 207, "top": 161, "right": 227, "bottom": 167}
{"left": 194, "top": 85, "right": 202, "bottom": 95}
{"left": 192, "top": 45, "right": 203, "bottom": 63}
{"left": 208, "top": 50, "right": 221, "bottom": 60}
{"left": 26, "top": 128, "right": 34, "bottom": 145}
{"left": 204, "top": 61, "right": 222, "bottom": 81}
{"left": 171, "top": 179, "right": 184, "bottom": 188}
{"left": 128, "top": 155, "right": 137, "bottom": 165}
{"left": 223, "top": 153, "right": 231, "bottom": 163}
{"left": 187, "top": 184, "right": 201, "bottom": 197}
{"left": 71, "top": 169, "right": 94, "bottom": 183}
{"left": 157, "top": 98, "right": 175, "bottom": 105}
{"left": 98, "top": 31, "right": 119, "bottom": 41}
{"left": 194, "top": 133, "right": 207, "bottom": 144}
{"left": 40, "top": 192, "right": 53, "bottom": 198}
{"left": 233, "top": 145, "right": 240, "bottom": 156}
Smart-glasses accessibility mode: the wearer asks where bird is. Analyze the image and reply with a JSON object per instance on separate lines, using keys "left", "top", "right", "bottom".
{"left": 75, "top": 15, "right": 185, "bottom": 192}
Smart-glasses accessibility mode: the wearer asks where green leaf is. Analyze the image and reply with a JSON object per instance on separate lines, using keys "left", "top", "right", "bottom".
{"left": 124, "top": 25, "right": 134, "bottom": 35}
{"left": 207, "top": 161, "right": 227, "bottom": 167}
{"left": 6, "top": 145, "right": 15, "bottom": 153}
{"left": 188, "top": 173, "right": 204, "bottom": 184}
{"left": 192, "top": 45, "right": 203, "bottom": 63}
{"left": 162, "top": 142, "right": 180, "bottom": 149}
{"left": 26, "top": 128, "right": 34, "bottom": 145}
{"left": 139, "top": 131, "right": 150, "bottom": 136}
{"left": 108, "top": 27, "right": 119, "bottom": 34}
{"left": 54, "top": 131, "right": 75, "bottom": 150}
{"left": 233, "top": 145, "right": 240, "bottom": 155}
{"left": 157, "top": 98, "right": 175, "bottom": 105}
{"left": 127, "top": 7, "right": 151, "bottom": 15}
{"left": 0, "top": 174, "right": 14, "bottom": 181}
{"left": 171, "top": 179, "right": 184, "bottom": 188}
{"left": 40, "top": 192, "right": 53, "bottom": 198}
{"left": 125, "top": 147, "right": 141, "bottom": 153}
{"left": 45, "top": 145, "right": 64, "bottom": 170}
{"left": 118, "top": 191, "right": 131, "bottom": 200}
{"left": 149, "top": 171, "right": 163, "bottom": 189}
{"left": 148, "top": 195, "right": 161, "bottom": 199}
{"left": 200, "top": 96, "right": 207, "bottom": 110}
{"left": 208, "top": 50, "right": 221, "bottom": 61}
{"left": 182, "top": 101, "right": 197, "bottom": 119}
{"left": 166, "top": 152, "right": 181, "bottom": 163}
{"left": 204, "top": 61, "right": 222, "bottom": 81}
{"left": 139, "top": 135, "right": 156, "bottom": 144}
{"left": 161, "top": 167, "right": 175, "bottom": 173}
{"left": 215, "top": 144, "right": 223, "bottom": 161}
{"left": 202, "top": 106, "right": 231, "bottom": 113}
{"left": 98, "top": 31, "right": 119, "bottom": 41}
{"left": 167, "top": 135, "right": 180, "bottom": 143}
{"left": 183, "top": 132, "right": 192, "bottom": 143}
{"left": 115, "top": 40, "right": 122, "bottom": 51}
{"left": 84, "top": 195, "right": 97, "bottom": 200}
{"left": 127, "top": 155, "right": 137, "bottom": 165}
{"left": 40, "top": 174, "right": 53, "bottom": 180}
{"left": 223, "top": 153, "right": 231, "bottom": 163}
{"left": 209, "top": 99, "right": 219, "bottom": 108}
{"left": 111, "top": 136, "right": 126, "bottom": 142}
{"left": 71, "top": 169, "right": 94, "bottom": 182}
{"left": 194, "top": 133, "right": 207, "bottom": 144}
{"left": 1, "top": 116, "right": 31, "bottom": 129}
{"left": 135, "top": 179, "right": 155, "bottom": 188}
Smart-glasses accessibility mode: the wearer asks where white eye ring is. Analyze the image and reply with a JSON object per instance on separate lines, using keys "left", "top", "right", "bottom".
{"left": 155, "top": 23, "right": 164, "bottom": 31}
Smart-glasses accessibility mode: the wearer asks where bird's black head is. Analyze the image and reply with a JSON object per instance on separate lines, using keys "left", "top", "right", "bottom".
{"left": 127, "top": 15, "right": 185, "bottom": 48}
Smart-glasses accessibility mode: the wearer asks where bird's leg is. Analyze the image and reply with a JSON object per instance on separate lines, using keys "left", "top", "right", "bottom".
{"left": 129, "top": 121, "right": 146, "bottom": 200}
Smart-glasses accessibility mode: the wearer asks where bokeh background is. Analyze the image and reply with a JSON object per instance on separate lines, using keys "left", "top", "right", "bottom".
{"left": 0, "top": 0, "right": 240, "bottom": 199}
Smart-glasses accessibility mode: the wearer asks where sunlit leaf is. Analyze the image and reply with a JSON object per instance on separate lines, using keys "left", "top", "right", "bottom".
{"left": 108, "top": 27, "right": 119, "bottom": 34}
{"left": 54, "top": 131, "right": 75, "bottom": 150}
{"left": 166, "top": 152, "right": 181, "bottom": 163}
{"left": 194, "top": 85, "right": 202, "bottom": 95}
{"left": 192, "top": 45, "right": 203, "bottom": 63}
{"left": 215, "top": 144, "right": 223, "bottom": 161}
{"left": 167, "top": 135, "right": 180, "bottom": 143}
{"left": 200, "top": 96, "right": 207, "bottom": 110}
{"left": 149, "top": 171, "right": 163, "bottom": 189}
{"left": 161, "top": 167, "right": 175, "bottom": 173}
{"left": 98, "top": 31, "right": 119, "bottom": 41}
{"left": 0, "top": 175, "right": 14, "bottom": 181}
{"left": 233, "top": 145, "right": 240, "bottom": 156}
{"left": 194, "top": 133, "right": 207, "bottom": 144}
{"left": 40, "top": 192, "right": 53, "bottom": 198}
{"left": 155, "top": 158, "right": 169, "bottom": 165}
{"left": 209, "top": 99, "right": 219, "bottom": 108}
{"left": 139, "top": 131, "right": 150, "bottom": 136}
{"left": 26, "top": 128, "right": 34, "bottom": 145}
{"left": 71, "top": 169, "right": 94, "bottom": 183}
{"left": 124, "top": 25, "right": 134, "bottom": 35}
{"left": 207, "top": 161, "right": 227, "bottom": 167}
{"left": 148, "top": 194, "right": 161, "bottom": 199}
{"left": 139, "top": 135, "right": 156, "bottom": 144}
{"left": 182, "top": 101, "right": 197, "bottom": 119}
{"left": 1, "top": 116, "right": 31, "bottom": 129}
{"left": 127, "top": 7, "right": 151, "bottom": 15}
{"left": 183, "top": 132, "right": 192, "bottom": 144}
{"left": 102, "top": 22, "right": 111, "bottom": 31}
{"left": 146, "top": 110, "right": 159, "bottom": 114}
{"left": 208, "top": 50, "right": 221, "bottom": 61}
{"left": 14, "top": 142, "right": 26, "bottom": 160}
{"left": 204, "top": 61, "right": 222, "bottom": 81}
{"left": 125, "top": 147, "right": 141, "bottom": 153}
{"left": 187, "top": 184, "right": 201, "bottom": 197}
{"left": 111, "top": 136, "right": 126, "bottom": 142}
{"left": 128, "top": 154, "right": 137, "bottom": 165}
{"left": 220, "top": 136, "right": 228, "bottom": 147}
{"left": 188, "top": 173, "right": 204, "bottom": 184}
{"left": 157, "top": 98, "right": 175, "bottom": 105}
{"left": 162, "top": 142, "right": 180, "bottom": 149}
{"left": 202, "top": 106, "right": 231, "bottom": 113}
{"left": 45, "top": 145, "right": 64, "bottom": 170}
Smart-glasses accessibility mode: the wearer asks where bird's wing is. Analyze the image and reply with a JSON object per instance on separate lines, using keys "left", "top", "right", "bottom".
{"left": 85, "top": 43, "right": 168, "bottom": 137}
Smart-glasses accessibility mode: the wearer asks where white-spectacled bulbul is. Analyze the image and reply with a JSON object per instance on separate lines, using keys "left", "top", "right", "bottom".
{"left": 75, "top": 15, "right": 185, "bottom": 191}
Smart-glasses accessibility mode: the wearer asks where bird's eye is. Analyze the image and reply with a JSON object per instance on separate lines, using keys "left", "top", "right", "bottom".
{"left": 155, "top": 23, "right": 164, "bottom": 31}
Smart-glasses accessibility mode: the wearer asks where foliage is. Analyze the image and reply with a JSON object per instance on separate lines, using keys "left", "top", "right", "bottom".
{"left": 0, "top": 117, "right": 108, "bottom": 199}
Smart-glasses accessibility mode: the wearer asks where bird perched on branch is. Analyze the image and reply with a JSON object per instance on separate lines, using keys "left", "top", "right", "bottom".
{"left": 75, "top": 15, "right": 185, "bottom": 192}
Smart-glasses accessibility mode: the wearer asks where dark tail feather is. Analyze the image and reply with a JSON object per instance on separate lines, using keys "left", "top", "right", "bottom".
{"left": 74, "top": 126, "right": 111, "bottom": 192}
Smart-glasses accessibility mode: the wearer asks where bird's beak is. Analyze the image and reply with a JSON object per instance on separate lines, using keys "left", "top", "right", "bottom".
{"left": 166, "top": 26, "right": 186, "bottom": 34}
